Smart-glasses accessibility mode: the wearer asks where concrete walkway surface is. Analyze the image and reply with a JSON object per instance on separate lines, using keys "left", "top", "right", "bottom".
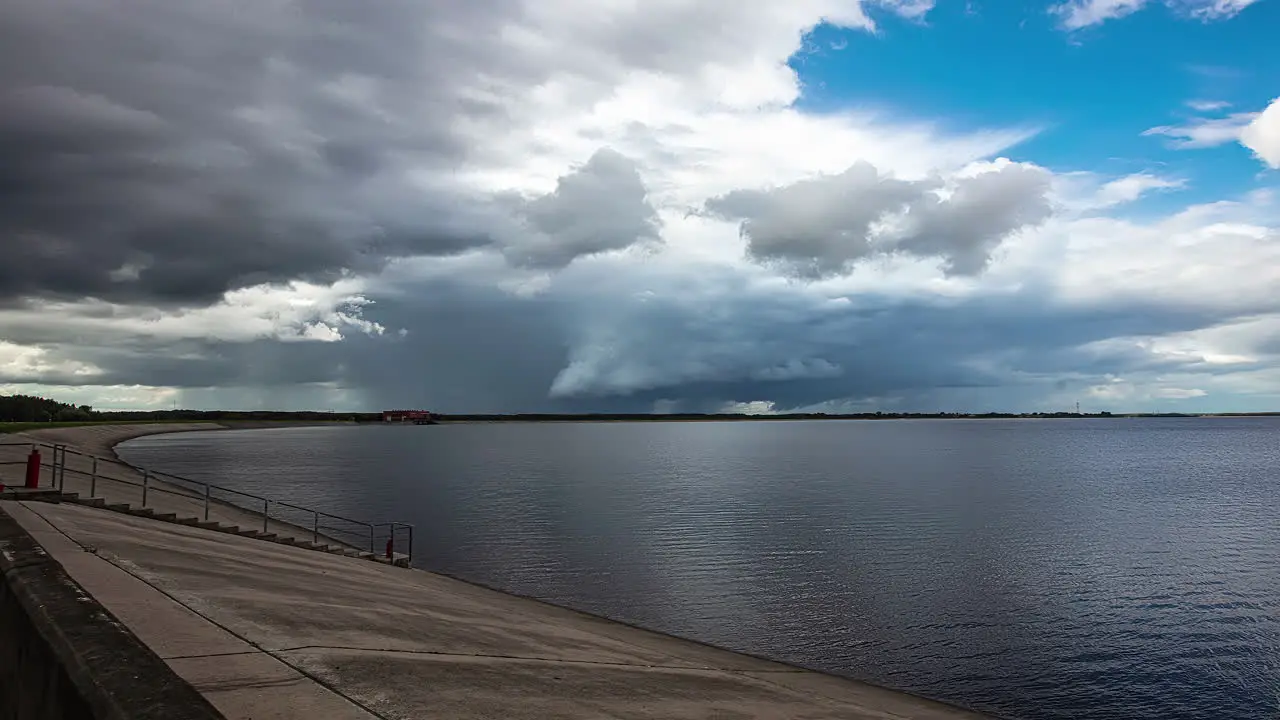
{"left": 4, "top": 500, "right": 995, "bottom": 720}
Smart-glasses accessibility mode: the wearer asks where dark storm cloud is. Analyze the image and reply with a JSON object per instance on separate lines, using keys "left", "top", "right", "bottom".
{"left": 361, "top": 282, "right": 1241, "bottom": 412}
{"left": 0, "top": 275, "right": 568, "bottom": 412}
{"left": 89, "top": 339, "right": 348, "bottom": 389}
{"left": 0, "top": 335, "right": 348, "bottom": 390}
{"left": 702, "top": 162, "right": 919, "bottom": 277}
{"left": 4, "top": 265, "right": 1252, "bottom": 414}
{"left": 703, "top": 161, "right": 1053, "bottom": 278}
{"left": 0, "top": 0, "right": 548, "bottom": 306}
{"left": 539, "top": 273, "right": 1231, "bottom": 410}
{"left": 891, "top": 163, "right": 1054, "bottom": 276}
{"left": 503, "top": 149, "right": 662, "bottom": 269}
{"left": 0, "top": 0, "right": 1261, "bottom": 414}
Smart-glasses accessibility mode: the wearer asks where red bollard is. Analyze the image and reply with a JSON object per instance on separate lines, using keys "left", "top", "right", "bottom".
{"left": 24, "top": 450, "right": 41, "bottom": 489}
{"left": 385, "top": 537, "right": 394, "bottom": 559}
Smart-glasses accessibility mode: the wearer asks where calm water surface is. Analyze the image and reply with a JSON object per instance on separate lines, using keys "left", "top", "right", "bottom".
{"left": 119, "top": 418, "right": 1280, "bottom": 720}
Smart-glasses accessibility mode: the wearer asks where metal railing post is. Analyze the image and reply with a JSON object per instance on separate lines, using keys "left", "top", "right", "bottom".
{"left": 90, "top": 457, "right": 98, "bottom": 498}
{"left": 142, "top": 470, "right": 149, "bottom": 507}
{"left": 313, "top": 511, "right": 319, "bottom": 545}
{"left": 368, "top": 525, "right": 375, "bottom": 554}
{"left": 58, "top": 446, "right": 66, "bottom": 490}
{"left": 203, "top": 484, "right": 211, "bottom": 521}
{"left": 407, "top": 525, "right": 413, "bottom": 565}
{"left": 262, "top": 499, "right": 270, "bottom": 533}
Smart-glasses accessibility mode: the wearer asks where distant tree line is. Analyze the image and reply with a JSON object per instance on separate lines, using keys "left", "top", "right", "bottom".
{"left": 0, "top": 395, "right": 381, "bottom": 423}
{"left": 90, "top": 408, "right": 382, "bottom": 422}
{"left": 11, "top": 394, "right": 1272, "bottom": 425}
{"left": 430, "top": 411, "right": 1127, "bottom": 421}
{"left": 0, "top": 394, "right": 95, "bottom": 422}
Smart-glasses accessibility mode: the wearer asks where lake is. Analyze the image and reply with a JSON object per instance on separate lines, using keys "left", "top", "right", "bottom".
{"left": 117, "top": 417, "right": 1280, "bottom": 720}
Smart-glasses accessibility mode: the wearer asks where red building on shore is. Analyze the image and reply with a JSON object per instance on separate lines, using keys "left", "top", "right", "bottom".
{"left": 382, "top": 409, "right": 435, "bottom": 424}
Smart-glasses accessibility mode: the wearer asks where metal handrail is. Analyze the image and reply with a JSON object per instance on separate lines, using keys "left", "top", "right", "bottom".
{"left": 2, "top": 439, "right": 413, "bottom": 564}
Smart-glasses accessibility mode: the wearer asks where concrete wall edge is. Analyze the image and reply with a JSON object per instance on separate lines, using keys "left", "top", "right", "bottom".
{"left": 0, "top": 505, "right": 224, "bottom": 720}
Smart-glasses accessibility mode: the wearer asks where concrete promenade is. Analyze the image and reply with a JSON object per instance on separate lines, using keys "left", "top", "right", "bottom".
{"left": 3, "top": 500, "right": 993, "bottom": 719}
{"left": 0, "top": 424, "right": 997, "bottom": 719}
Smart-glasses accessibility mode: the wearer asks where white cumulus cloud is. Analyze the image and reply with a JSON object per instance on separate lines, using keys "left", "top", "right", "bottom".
{"left": 1145, "top": 96, "right": 1280, "bottom": 169}
{"left": 1240, "top": 97, "right": 1280, "bottom": 169}
{"left": 1183, "top": 0, "right": 1265, "bottom": 20}
{"left": 1186, "top": 99, "right": 1231, "bottom": 112}
{"left": 1052, "top": 0, "right": 1150, "bottom": 30}
{"left": 1052, "top": 0, "right": 1263, "bottom": 28}
{"left": 1143, "top": 112, "right": 1259, "bottom": 148}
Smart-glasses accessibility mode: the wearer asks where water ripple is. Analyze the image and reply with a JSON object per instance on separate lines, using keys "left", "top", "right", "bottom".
{"left": 120, "top": 417, "right": 1280, "bottom": 720}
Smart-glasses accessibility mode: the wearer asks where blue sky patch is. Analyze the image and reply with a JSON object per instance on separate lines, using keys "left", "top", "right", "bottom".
{"left": 790, "top": 0, "right": 1277, "bottom": 206}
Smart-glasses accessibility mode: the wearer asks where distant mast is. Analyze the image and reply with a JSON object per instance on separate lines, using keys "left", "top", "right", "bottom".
{"left": 1076, "top": 401, "right": 1080, "bottom": 415}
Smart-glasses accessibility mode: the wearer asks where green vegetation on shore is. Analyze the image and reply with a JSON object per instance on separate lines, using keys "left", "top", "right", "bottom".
{"left": 435, "top": 411, "right": 1258, "bottom": 421}
{"left": 0, "top": 421, "right": 104, "bottom": 434}
{"left": 388, "top": 411, "right": 1280, "bottom": 421}
{"left": 0, "top": 394, "right": 373, "bottom": 432}
{"left": 0, "top": 415, "right": 220, "bottom": 430}
{"left": 0, "top": 395, "right": 96, "bottom": 423}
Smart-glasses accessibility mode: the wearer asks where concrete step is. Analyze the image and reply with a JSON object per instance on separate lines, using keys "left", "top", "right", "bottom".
{"left": 174, "top": 517, "right": 201, "bottom": 526}
{"left": 152, "top": 512, "right": 178, "bottom": 522}
{"left": 0, "top": 488, "right": 65, "bottom": 502}
{"left": 106, "top": 502, "right": 131, "bottom": 512}
{"left": 127, "top": 508, "right": 156, "bottom": 518}
{"left": 75, "top": 497, "right": 107, "bottom": 508}
{"left": 194, "top": 520, "right": 220, "bottom": 530}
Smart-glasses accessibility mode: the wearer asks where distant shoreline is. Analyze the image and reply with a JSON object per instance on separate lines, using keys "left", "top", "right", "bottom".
{"left": 427, "top": 412, "right": 1279, "bottom": 423}
{"left": 7, "top": 412, "right": 1279, "bottom": 438}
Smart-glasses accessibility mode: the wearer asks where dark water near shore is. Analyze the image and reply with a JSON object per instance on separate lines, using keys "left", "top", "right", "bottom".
{"left": 119, "top": 417, "right": 1280, "bottom": 720}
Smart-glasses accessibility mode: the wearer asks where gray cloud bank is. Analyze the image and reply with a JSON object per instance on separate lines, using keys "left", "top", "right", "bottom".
{"left": 1, "top": 0, "right": 1274, "bottom": 414}
{"left": 4, "top": 260, "right": 1258, "bottom": 413}
{"left": 703, "top": 161, "right": 1053, "bottom": 278}
{"left": 0, "top": 0, "right": 614, "bottom": 306}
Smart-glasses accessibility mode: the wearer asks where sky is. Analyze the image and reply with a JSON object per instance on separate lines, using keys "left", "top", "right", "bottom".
{"left": 2, "top": 0, "right": 1279, "bottom": 414}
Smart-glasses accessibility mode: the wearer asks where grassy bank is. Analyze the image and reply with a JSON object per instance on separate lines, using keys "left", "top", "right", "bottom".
{"left": 0, "top": 420, "right": 214, "bottom": 434}
{"left": 2, "top": 421, "right": 120, "bottom": 434}
{"left": 0, "top": 419, "right": 367, "bottom": 435}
